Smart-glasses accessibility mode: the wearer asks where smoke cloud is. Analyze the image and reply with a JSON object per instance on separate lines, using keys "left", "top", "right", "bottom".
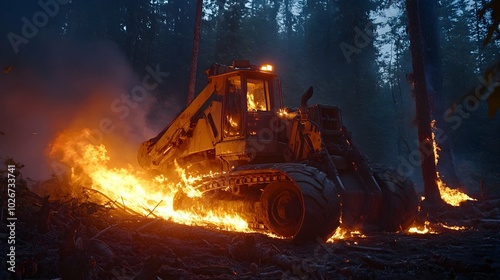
{"left": 0, "top": 39, "right": 180, "bottom": 180}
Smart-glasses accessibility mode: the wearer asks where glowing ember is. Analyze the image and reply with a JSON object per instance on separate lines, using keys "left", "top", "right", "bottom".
{"left": 438, "top": 223, "right": 467, "bottom": 231}
{"left": 327, "top": 227, "right": 366, "bottom": 242}
{"left": 408, "top": 221, "right": 437, "bottom": 234}
{"left": 50, "top": 128, "right": 250, "bottom": 232}
{"left": 278, "top": 108, "right": 288, "bottom": 117}
{"left": 278, "top": 108, "right": 295, "bottom": 120}
{"left": 431, "top": 120, "right": 476, "bottom": 206}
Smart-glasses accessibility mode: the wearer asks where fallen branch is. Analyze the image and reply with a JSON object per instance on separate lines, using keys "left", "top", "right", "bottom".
{"left": 136, "top": 218, "right": 162, "bottom": 232}
{"left": 141, "top": 205, "right": 160, "bottom": 219}
{"left": 83, "top": 187, "right": 143, "bottom": 217}
{"left": 146, "top": 200, "right": 163, "bottom": 218}
{"left": 91, "top": 224, "right": 118, "bottom": 240}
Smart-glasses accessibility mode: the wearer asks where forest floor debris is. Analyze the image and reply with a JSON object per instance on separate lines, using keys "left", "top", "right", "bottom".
{"left": 1, "top": 181, "right": 499, "bottom": 279}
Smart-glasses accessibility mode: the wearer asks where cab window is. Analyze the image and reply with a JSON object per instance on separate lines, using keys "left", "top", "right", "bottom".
{"left": 246, "top": 78, "right": 270, "bottom": 112}
{"left": 224, "top": 77, "right": 243, "bottom": 137}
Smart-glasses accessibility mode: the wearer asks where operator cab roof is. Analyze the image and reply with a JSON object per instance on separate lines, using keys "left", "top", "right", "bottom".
{"left": 205, "top": 60, "right": 275, "bottom": 78}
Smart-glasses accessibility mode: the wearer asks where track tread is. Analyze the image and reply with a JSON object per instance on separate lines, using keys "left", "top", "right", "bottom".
{"left": 371, "top": 165, "right": 418, "bottom": 231}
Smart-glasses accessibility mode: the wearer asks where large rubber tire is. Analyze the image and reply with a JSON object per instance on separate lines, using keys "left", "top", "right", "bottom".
{"left": 260, "top": 165, "right": 341, "bottom": 242}
{"left": 260, "top": 181, "right": 304, "bottom": 237}
{"left": 372, "top": 165, "right": 418, "bottom": 231}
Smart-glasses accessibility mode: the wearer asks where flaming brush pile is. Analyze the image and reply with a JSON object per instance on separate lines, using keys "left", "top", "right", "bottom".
{"left": 50, "top": 128, "right": 249, "bottom": 232}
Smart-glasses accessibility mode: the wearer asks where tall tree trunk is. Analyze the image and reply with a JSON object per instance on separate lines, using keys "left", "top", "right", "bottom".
{"left": 406, "top": 0, "right": 442, "bottom": 205}
{"left": 418, "top": 1, "right": 461, "bottom": 187}
{"left": 187, "top": 0, "right": 203, "bottom": 105}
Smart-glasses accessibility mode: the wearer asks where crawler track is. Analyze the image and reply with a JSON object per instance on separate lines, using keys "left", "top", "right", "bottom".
{"left": 174, "top": 163, "right": 342, "bottom": 241}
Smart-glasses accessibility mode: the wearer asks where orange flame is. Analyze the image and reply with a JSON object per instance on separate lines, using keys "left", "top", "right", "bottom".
{"left": 326, "top": 223, "right": 366, "bottom": 242}
{"left": 438, "top": 223, "right": 467, "bottom": 231}
{"left": 324, "top": 217, "right": 369, "bottom": 242}
{"left": 50, "top": 128, "right": 250, "bottom": 232}
{"left": 408, "top": 221, "right": 467, "bottom": 234}
{"left": 408, "top": 221, "right": 437, "bottom": 234}
{"left": 431, "top": 120, "right": 476, "bottom": 206}
{"left": 247, "top": 92, "right": 259, "bottom": 111}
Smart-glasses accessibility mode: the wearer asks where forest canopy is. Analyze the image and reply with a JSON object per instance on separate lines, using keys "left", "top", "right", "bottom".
{"left": 0, "top": 0, "right": 499, "bottom": 189}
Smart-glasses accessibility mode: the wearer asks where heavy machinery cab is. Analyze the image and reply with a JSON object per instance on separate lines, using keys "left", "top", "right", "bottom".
{"left": 138, "top": 60, "right": 286, "bottom": 172}
{"left": 215, "top": 63, "right": 286, "bottom": 169}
